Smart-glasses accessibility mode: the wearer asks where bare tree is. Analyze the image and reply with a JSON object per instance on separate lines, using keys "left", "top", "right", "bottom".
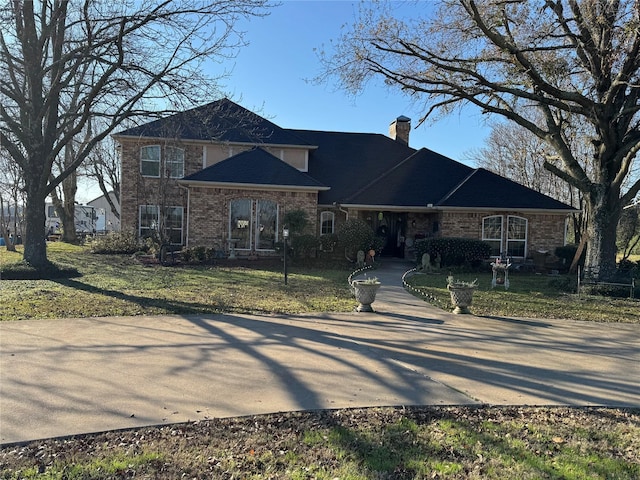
{"left": 618, "top": 205, "right": 640, "bottom": 262}
{"left": 0, "top": 0, "right": 268, "bottom": 270}
{"left": 0, "top": 150, "right": 23, "bottom": 252}
{"left": 321, "top": 0, "right": 640, "bottom": 281}
{"left": 470, "top": 119, "right": 588, "bottom": 244}
{"left": 82, "top": 136, "right": 121, "bottom": 223}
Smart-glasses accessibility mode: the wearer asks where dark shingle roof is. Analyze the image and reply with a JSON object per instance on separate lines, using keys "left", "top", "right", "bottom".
{"left": 118, "top": 99, "right": 574, "bottom": 211}
{"left": 342, "top": 148, "right": 574, "bottom": 210}
{"left": 180, "top": 148, "right": 327, "bottom": 190}
{"left": 342, "top": 148, "right": 474, "bottom": 207}
{"left": 116, "top": 98, "right": 311, "bottom": 146}
{"left": 287, "top": 129, "right": 417, "bottom": 205}
{"left": 438, "top": 168, "right": 575, "bottom": 210}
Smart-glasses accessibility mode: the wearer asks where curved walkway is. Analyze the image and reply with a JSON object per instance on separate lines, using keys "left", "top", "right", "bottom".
{"left": 1, "top": 260, "right": 639, "bottom": 445}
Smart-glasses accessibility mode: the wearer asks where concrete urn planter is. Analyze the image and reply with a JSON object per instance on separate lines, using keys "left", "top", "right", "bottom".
{"left": 447, "top": 284, "right": 477, "bottom": 314}
{"left": 352, "top": 280, "right": 381, "bottom": 312}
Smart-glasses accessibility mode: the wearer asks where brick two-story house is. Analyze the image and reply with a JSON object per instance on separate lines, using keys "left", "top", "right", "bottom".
{"left": 113, "top": 98, "right": 575, "bottom": 260}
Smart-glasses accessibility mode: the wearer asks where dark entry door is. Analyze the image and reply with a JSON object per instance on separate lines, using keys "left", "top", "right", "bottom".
{"left": 373, "top": 212, "right": 407, "bottom": 257}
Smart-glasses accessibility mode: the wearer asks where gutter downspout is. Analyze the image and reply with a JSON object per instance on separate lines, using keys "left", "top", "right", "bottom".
{"left": 334, "top": 202, "right": 349, "bottom": 220}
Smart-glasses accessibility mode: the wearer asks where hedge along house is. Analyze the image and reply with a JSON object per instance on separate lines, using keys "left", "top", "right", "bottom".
{"left": 114, "top": 98, "right": 576, "bottom": 261}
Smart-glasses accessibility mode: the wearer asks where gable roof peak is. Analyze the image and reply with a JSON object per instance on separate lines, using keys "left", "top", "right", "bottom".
{"left": 114, "top": 98, "right": 312, "bottom": 147}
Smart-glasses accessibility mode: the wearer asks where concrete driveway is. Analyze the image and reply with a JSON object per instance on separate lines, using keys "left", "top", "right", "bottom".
{"left": 1, "top": 262, "right": 639, "bottom": 445}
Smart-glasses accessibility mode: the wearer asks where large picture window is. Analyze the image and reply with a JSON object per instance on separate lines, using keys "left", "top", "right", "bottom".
{"left": 256, "top": 200, "right": 278, "bottom": 250}
{"left": 140, "top": 145, "right": 184, "bottom": 178}
{"left": 229, "top": 198, "right": 280, "bottom": 251}
{"left": 507, "top": 216, "right": 528, "bottom": 258}
{"left": 482, "top": 216, "right": 503, "bottom": 257}
{"left": 320, "top": 211, "right": 335, "bottom": 235}
{"left": 230, "top": 199, "right": 252, "bottom": 250}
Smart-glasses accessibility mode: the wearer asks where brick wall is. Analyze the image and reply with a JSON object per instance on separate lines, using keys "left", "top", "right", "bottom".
{"left": 440, "top": 210, "right": 567, "bottom": 257}
{"left": 119, "top": 138, "right": 202, "bottom": 234}
{"left": 187, "top": 187, "right": 318, "bottom": 254}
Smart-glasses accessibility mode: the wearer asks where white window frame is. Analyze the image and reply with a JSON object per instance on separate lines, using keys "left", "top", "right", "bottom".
{"left": 228, "top": 199, "right": 281, "bottom": 252}
{"left": 229, "top": 198, "right": 253, "bottom": 251}
{"left": 140, "top": 146, "right": 161, "bottom": 177}
{"left": 255, "top": 199, "right": 279, "bottom": 251}
{"left": 506, "top": 215, "right": 528, "bottom": 258}
{"left": 320, "top": 211, "right": 335, "bottom": 235}
{"left": 482, "top": 215, "right": 503, "bottom": 257}
{"left": 165, "top": 206, "right": 184, "bottom": 245}
{"left": 165, "top": 146, "right": 185, "bottom": 179}
{"left": 139, "top": 205, "right": 159, "bottom": 239}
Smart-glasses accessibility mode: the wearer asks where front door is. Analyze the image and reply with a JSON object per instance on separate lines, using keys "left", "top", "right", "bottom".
{"left": 373, "top": 212, "right": 407, "bottom": 257}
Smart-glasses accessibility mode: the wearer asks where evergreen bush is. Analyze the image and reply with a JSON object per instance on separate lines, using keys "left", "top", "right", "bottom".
{"left": 291, "top": 234, "right": 318, "bottom": 258}
{"left": 414, "top": 237, "right": 490, "bottom": 268}
{"left": 337, "top": 218, "right": 380, "bottom": 261}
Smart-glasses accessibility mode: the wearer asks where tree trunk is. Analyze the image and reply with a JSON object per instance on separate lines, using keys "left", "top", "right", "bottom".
{"left": 583, "top": 188, "right": 620, "bottom": 282}
{"left": 23, "top": 191, "right": 49, "bottom": 270}
{"left": 61, "top": 199, "right": 77, "bottom": 243}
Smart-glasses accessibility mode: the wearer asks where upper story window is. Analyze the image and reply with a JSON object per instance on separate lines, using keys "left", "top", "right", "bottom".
{"left": 140, "top": 146, "right": 161, "bottom": 177}
{"left": 507, "top": 216, "right": 528, "bottom": 258}
{"left": 482, "top": 215, "right": 503, "bottom": 257}
{"left": 165, "top": 146, "right": 185, "bottom": 178}
{"left": 140, "top": 145, "right": 185, "bottom": 178}
{"left": 320, "top": 211, "right": 335, "bottom": 235}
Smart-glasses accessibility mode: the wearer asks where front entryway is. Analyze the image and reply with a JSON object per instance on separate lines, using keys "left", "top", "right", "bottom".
{"left": 371, "top": 211, "right": 407, "bottom": 257}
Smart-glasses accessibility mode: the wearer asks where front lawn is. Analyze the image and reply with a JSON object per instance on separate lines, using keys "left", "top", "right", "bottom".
{"left": 405, "top": 270, "right": 639, "bottom": 323}
{"left": 1, "top": 243, "right": 638, "bottom": 323}
{"left": 0, "top": 243, "right": 355, "bottom": 321}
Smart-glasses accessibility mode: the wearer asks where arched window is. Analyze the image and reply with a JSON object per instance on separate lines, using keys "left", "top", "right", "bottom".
{"left": 482, "top": 215, "right": 503, "bottom": 257}
{"left": 229, "top": 199, "right": 280, "bottom": 251}
{"left": 507, "top": 216, "right": 528, "bottom": 258}
{"left": 229, "top": 199, "right": 252, "bottom": 250}
{"left": 320, "top": 211, "right": 335, "bottom": 235}
{"left": 256, "top": 200, "right": 278, "bottom": 250}
{"left": 165, "top": 146, "right": 185, "bottom": 178}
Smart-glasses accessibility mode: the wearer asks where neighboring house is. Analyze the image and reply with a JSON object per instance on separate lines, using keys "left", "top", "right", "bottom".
{"left": 45, "top": 202, "right": 97, "bottom": 236}
{"left": 113, "top": 99, "right": 575, "bottom": 261}
{"left": 87, "top": 191, "right": 121, "bottom": 233}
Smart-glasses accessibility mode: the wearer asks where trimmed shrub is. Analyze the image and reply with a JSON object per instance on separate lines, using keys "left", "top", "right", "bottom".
{"left": 283, "top": 209, "right": 309, "bottom": 235}
{"left": 291, "top": 234, "right": 318, "bottom": 258}
{"left": 319, "top": 233, "right": 339, "bottom": 252}
{"left": 414, "top": 237, "right": 491, "bottom": 268}
{"left": 337, "top": 218, "right": 381, "bottom": 261}
{"left": 88, "top": 231, "right": 140, "bottom": 254}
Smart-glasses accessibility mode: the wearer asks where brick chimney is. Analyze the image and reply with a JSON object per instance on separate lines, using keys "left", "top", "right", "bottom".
{"left": 389, "top": 115, "right": 411, "bottom": 145}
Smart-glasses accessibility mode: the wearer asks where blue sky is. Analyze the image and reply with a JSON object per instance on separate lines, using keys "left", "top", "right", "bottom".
{"left": 80, "top": 0, "right": 491, "bottom": 202}
{"left": 221, "top": 0, "right": 490, "bottom": 161}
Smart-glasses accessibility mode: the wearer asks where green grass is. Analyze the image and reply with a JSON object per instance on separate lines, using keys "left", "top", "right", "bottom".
{"left": 0, "top": 243, "right": 354, "bottom": 321}
{"left": 406, "top": 271, "right": 640, "bottom": 323}
{"left": 1, "top": 243, "right": 639, "bottom": 322}
{"left": 1, "top": 407, "right": 638, "bottom": 479}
